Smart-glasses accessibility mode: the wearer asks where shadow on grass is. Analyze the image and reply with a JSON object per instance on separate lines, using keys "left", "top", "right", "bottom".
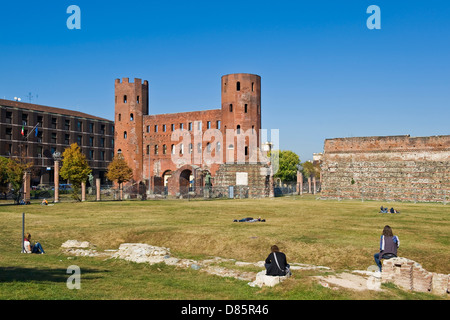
{"left": 0, "top": 266, "right": 107, "bottom": 283}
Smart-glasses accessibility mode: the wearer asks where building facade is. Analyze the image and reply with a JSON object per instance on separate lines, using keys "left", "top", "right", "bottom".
{"left": 0, "top": 98, "right": 114, "bottom": 186}
{"left": 114, "top": 73, "right": 273, "bottom": 197}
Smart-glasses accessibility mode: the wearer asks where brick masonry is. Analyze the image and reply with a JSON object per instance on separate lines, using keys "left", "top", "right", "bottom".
{"left": 382, "top": 257, "right": 449, "bottom": 295}
{"left": 321, "top": 135, "right": 450, "bottom": 202}
{"left": 114, "top": 74, "right": 272, "bottom": 196}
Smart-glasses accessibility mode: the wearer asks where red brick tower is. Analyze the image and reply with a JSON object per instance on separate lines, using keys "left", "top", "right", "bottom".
{"left": 114, "top": 78, "right": 149, "bottom": 183}
{"left": 221, "top": 73, "right": 261, "bottom": 163}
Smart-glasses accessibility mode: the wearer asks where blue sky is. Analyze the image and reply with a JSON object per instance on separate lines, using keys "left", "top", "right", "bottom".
{"left": 1, "top": 1, "right": 449, "bottom": 161}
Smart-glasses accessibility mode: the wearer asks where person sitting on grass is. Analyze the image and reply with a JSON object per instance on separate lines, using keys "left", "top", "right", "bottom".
{"left": 24, "top": 233, "right": 45, "bottom": 254}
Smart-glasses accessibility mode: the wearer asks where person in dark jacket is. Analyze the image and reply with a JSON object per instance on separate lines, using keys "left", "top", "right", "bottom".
{"left": 265, "top": 245, "right": 290, "bottom": 276}
{"left": 374, "top": 225, "right": 400, "bottom": 271}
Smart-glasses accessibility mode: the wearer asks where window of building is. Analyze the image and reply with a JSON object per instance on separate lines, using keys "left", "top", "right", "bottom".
{"left": 171, "top": 124, "right": 175, "bottom": 131}
{"left": 179, "top": 144, "right": 184, "bottom": 154}
{"left": 171, "top": 144, "right": 175, "bottom": 154}
{"left": 252, "top": 82, "right": 254, "bottom": 92}
{"left": 124, "top": 131, "right": 127, "bottom": 139}
{"left": 237, "top": 125, "right": 241, "bottom": 134}
{"left": 180, "top": 123, "right": 184, "bottom": 130}
{"left": 207, "top": 121, "right": 211, "bottom": 129}
{"left": 124, "top": 95, "right": 127, "bottom": 103}
{"left": 101, "top": 125, "right": 105, "bottom": 134}
{"left": 197, "top": 143, "right": 202, "bottom": 154}
{"left": 147, "top": 125, "right": 150, "bottom": 133}
{"left": 130, "top": 113, "right": 134, "bottom": 121}
{"left": 65, "top": 120, "right": 71, "bottom": 130}
{"left": 224, "top": 82, "right": 227, "bottom": 93}
{"left": 89, "top": 136, "right": 94, "bottom": 147}
{"left": 236, "top": 81, "right": 240, "bottom": 91}
{"left": 146, "top": 145, "right": 150, "bottom": 155}
{"left": 89, "top": 150, "right": 94, "bottom": 160}
{"left": 189, "top": 143, "right": 193, "bottom": 154}
{"left": 154, "top": 145, "right": 158, "bottom": 155}
{"left": 37, "top": 146, "right": 43, "bottom": 158}
{"left": 137, "top": 96, "right": 140, "bottom": 104}
{"left": 5, "top": 128, "right": 12, "bottom": 140}
{"left": 51, "top": 133, "right": 57, "bottom": 143}
{"left": 244, "top": 104, "right": 248, "bottom": 113}
{"left": 37, "top": 116, "right": 43, "bottom": 127}
{"left": 245, "top": 146, "right": 248, "bottom": 156}
{"left": 206, "top": 142, "right": 211, "bottom": 153}
{"left": 163, "top": 124, "right": 166, "bottom": 132}
{"left": 217, "top": 142, "right": 221, "bottom": 153}
{"left": 100, "top": 138, "right": 105, "bottom": 148}
{"left": 77, "top": 121, "right": 82, "bottom": 131}
{"left": 217, "top": 120, "right": 221, "bottom": 129}
{"left": 65, "top": 134, "right": 70, "bottom": 145}
{"left": 229, "top": 104, "right": 233, "bottom": 112}
{"left": 51, "top": 117, "right": 57, "bottom": 129}
{"left": 155, "top": 125, "right": 158, "bottom": 132}
{"left": 5, "top": 111, "right": 12, "bottom": 124}
{"left": 163, "top": 144, "right": 167, "bottom": 154}
{"left": 188, "top": 122, "right": 192, "bottom": 131}
{"left": 77, "top": 135, "right": 82, "bottom": 145}
{"left": 118, "top": 114, "right": 121, "bottom": 121}
{"left": 100, "top": 151, "right": 105, "bottom": 160}
{"left": 22, "top": 114, "right": 28, "bottom": 126}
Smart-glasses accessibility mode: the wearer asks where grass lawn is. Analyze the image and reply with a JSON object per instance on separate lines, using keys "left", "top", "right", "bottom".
{"left": 0, "top": 195, "right": 449, "bottom": 300}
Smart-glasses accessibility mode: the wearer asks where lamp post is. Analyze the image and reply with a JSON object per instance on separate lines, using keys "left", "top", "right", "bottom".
{"left": 52, "top": 151, "right": 62, "bottom": 203}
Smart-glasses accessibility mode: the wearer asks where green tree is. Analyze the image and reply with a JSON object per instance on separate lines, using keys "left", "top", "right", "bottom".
{"left": 274, "top": 150, "right": 301, "bottom": 182}
{"left": 106, "top": 153, "right": 133, "bottom": 200}
{"left": 60, "top": 143, "right": 92, "bottom": 201}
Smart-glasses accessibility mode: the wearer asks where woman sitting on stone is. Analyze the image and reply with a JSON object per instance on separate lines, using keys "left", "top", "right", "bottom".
{"left": 265, "top": 245, "right": 290, "bottom": 276}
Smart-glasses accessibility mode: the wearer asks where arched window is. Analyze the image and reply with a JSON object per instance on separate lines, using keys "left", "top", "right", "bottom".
{"left": 154, "top": 145, "right": 159, "bottom": 155}
{"left": 118, "top": 114, "right": 121, "bottom": 121}
{"left": 236, "top": 81, "right": 240, "bottom": 91}
{"left": 130, "top": 113, "right": 134, "bottom": 121}
{"left": 244, "top": 104, "right": 248, "bottom": 113}
{"left": 124, "top": 131, "right": 127, "bottom": 139}
{"left": 123, "top": 95, "right": 127, "bottom": 103}
{"left": 229, "top": 104, "right": 233, "bottom": 112}
{"left": 252, "top": 82, "right": 254, "bottom": 92}
{"left": 163, "top": 144, "right": 167, "bottom": 154}
{"left": 171, "top": 144, "right": 175, "bottom": 155}
{"left": 237, "top": 125, "right": 241, "bottom": 134}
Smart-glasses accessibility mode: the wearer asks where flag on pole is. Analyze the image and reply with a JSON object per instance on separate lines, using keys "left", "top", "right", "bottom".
{"left": 35, "top": 124, "right": 38, "bottom": 137}
{"left": 21, "top": 125, "right": 24, "bottom": 136}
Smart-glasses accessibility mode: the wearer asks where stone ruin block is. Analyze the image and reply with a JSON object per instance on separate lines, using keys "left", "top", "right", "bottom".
{"left": 382, "top": 257, "right": 449, "bottom": 295}
{"left": 431, "top": 273, "right": 449, "bottom": 295}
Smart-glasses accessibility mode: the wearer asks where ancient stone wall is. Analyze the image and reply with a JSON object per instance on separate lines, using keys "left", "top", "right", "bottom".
{"left": 213, "top": 163, "right": 272, "bottom": 198}
{"left": 321, "top": 135, "right": 450, "bottom": 202}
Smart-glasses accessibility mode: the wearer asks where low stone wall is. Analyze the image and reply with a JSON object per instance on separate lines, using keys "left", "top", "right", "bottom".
{"left": 382, "top": 257, "right": 449, "bottom": 295}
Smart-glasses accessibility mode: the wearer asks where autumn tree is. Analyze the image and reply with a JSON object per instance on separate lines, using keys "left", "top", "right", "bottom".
{"left": 301, "top": 161, "right": 321, "bottom": 180}
{"left": 106, "top": 153, "right": 133, "bottom": 200}
{"left": 60, "top": 143, "right": 92, "bottom": 201}
{"left": 0, "top": 156, "right": 31, "bottom": 204}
